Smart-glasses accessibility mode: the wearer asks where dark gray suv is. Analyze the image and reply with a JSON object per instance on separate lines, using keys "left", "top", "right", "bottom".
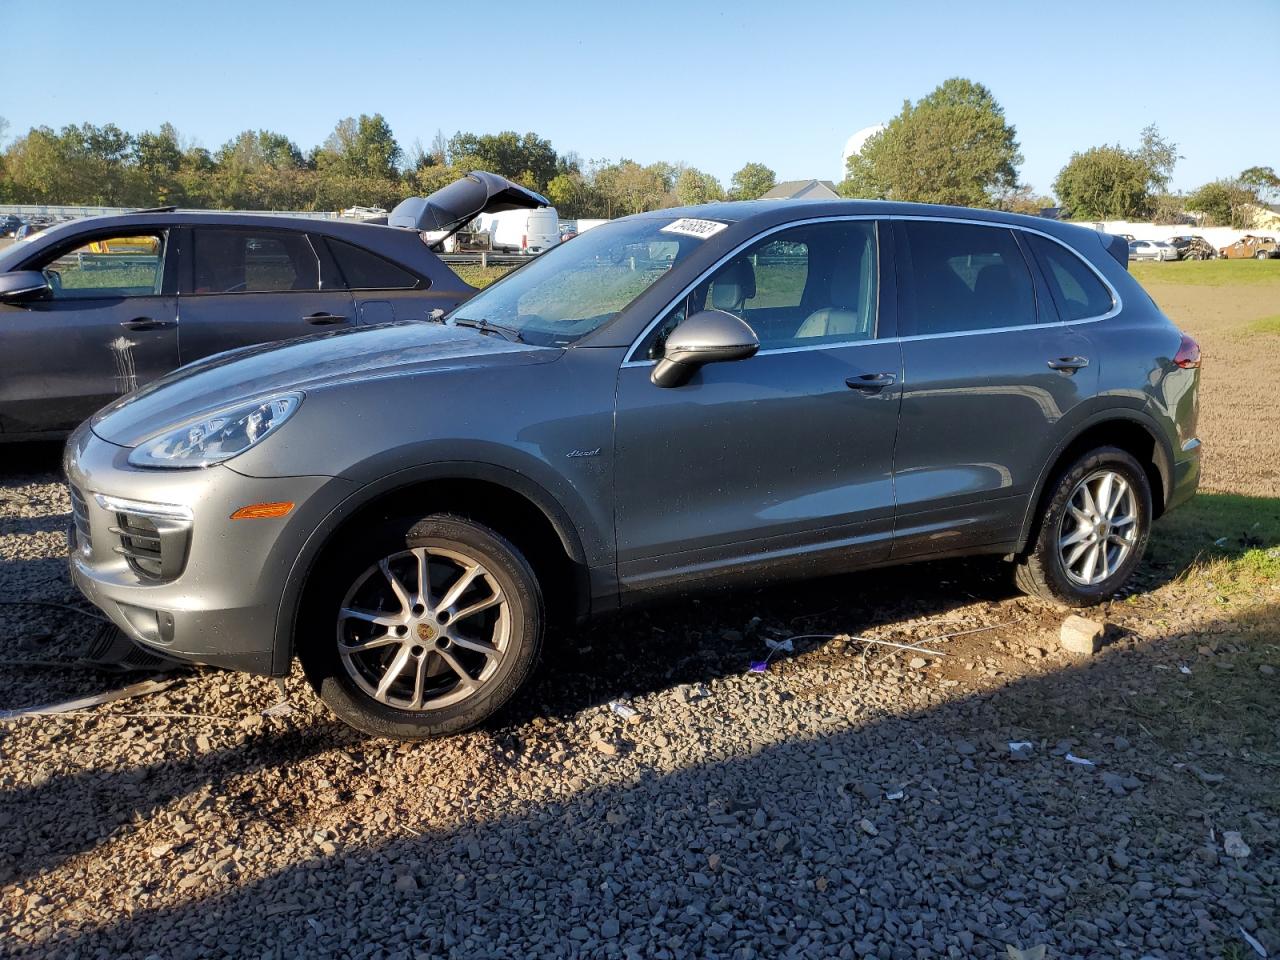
{"left": 65, "top": 200, "right": 1202, "bottom": 737}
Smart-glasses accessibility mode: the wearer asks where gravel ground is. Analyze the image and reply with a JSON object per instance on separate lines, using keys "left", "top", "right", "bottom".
{"left": 1, "top": 277, "right": 1277, "bottom": 959}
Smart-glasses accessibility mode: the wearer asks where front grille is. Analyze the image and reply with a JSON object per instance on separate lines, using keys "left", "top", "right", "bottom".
{"left": 69, "top": 485, "right": 92, "bottom": 554}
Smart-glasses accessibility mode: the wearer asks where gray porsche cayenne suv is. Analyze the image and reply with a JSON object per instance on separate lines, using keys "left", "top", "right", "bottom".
{"left": 65, "top": 200, "right": 1202, "bottom": 738}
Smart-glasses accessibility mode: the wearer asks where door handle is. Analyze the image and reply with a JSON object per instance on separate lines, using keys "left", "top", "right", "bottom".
{"left": 1047, "top": 356, "right": 1090, "bottom": 372}
{"left": 119, "top": 317, "right": 174, "bottom": 331}
{"left": 305, "top": 313, "right": 349, "bottom": 326}
{"left": 846, "top": 372, "right": 897, "bottom": 393}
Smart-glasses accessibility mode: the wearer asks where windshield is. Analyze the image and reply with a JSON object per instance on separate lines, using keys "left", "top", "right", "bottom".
{"left": 449, "top": 218, "right": 717, "bottom": 346}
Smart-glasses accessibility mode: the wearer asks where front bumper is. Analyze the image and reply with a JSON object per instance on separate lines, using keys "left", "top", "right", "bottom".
{"left": 64, "top": 424, "right": 353, "bottom": 675}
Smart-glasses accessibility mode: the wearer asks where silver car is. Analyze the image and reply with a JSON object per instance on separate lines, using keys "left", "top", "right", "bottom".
{"left": 66, "top": 202, "right": 1203, "bottom": 737}
{"left": 1127, "top": 239, "right": 1178, "bottom": 261}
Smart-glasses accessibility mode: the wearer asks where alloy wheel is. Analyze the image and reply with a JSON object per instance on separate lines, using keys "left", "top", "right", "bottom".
{"left": 337, "top": 546, "right": 510, "bottom": 710}
{"left": 1058, "top": 469, "right": 1140, "bottom": 586}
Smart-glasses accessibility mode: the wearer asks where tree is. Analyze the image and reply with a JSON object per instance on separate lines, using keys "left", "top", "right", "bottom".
{"left": 729, "top": 162, "right": 775, "bottom": 200}
{"left": 1186, "top": 179, "right": 1258, "bottom": 228}
{"left": 446, "top": 131, "right": 558, "bottom": 191}
{"left": 593, "top": 160, "right": 675, "bottom": 216}
{"left": 1053, "top": 126, "right": 1179, "bottom": 221}
{"left": 675, "top": 167, "right": 725, "bottom": 206}
{"left": 1239, "top": 165, "right": 1280, "bottom": 203}
{"left": 1053, "top": 146, "right": 1152, "bottom": 220}
{"left": 839, "top": 78, "right": 1021, "bottom": 207}
{"left": 319, "top": 114, "right": 401, "bottom": 180}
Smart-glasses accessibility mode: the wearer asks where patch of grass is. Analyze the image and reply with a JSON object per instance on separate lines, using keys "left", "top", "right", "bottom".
{"left": 450, "top": 264, "right": 516, "bottom": 289}
{"left": 1246, "top": 314, "right": 1280, "bottom": 335}
{"left": 1130, "top": 258, "right": 1280, "bottom": 287}
{"left": 1147, "top": 492, "right": 1280, "bottom": 578}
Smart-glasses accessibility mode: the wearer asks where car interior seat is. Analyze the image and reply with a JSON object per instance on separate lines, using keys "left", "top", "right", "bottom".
{"left": 708, "top": 259, "right": 756, "bottom": 316}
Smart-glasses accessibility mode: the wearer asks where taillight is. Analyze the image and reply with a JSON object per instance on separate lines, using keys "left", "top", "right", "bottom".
{"left": 521, "top": 234, "right": 527, "bottom": 249}
{"left": 1174, "top": 332, "right": 1201, "bottom": 369}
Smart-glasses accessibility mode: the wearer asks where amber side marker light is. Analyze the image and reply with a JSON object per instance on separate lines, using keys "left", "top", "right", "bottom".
{"left": 230, "top": 501, "right": 295, "bottom": 520}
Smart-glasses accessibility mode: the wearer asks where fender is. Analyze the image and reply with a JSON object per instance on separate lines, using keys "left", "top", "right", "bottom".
{"left": 270, "top": 459, "right": 593, "bottom": 673}
{"left": 1016, "top": 404, "right": 1175, "bottom": 552}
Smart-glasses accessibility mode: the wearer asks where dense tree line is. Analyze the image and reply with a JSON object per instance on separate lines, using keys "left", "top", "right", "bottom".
{"left": 0, "top": 113, "right": 776, "bottom": 219}
{"left": 1, "top": 98, "right": 1271, "bottom": 227}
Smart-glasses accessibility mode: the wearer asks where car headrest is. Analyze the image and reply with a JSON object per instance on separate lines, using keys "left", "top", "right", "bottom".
{"left": 710, "top": 259, "right": 756, "bottom": 311}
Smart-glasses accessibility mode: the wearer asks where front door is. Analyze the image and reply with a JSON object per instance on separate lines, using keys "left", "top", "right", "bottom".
{"left": 0, "top": 230, "right": 179, "bottom": 434}
{"left": 889, "top": 218, "right": 1099, "bottom": 557}
{"left": 177, "top": 226, "right": 355, "bottom": 363}
{"left": 613, "top": 219, "right": 902, "bottom": 595}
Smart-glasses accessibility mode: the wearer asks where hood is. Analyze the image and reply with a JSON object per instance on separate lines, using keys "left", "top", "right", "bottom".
{"left": 387, "top": 171, "right": 549, "bottom": 233}
{"left": 91, "top": 322, "right": 559, "bottom": 448}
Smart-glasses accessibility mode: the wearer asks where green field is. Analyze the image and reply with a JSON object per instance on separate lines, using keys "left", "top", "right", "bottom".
{"left": 1130, "top": 257, "right": 1280, "bottom": 287}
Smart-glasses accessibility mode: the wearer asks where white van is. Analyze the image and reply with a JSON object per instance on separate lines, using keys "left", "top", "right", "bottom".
{"left": 479, "top": 207, "right": 561, "bottom": 254}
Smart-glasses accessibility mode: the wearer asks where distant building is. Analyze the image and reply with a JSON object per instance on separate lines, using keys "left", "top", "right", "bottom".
{"left": 759, "top": 179, "right": 841, "bottom": 201}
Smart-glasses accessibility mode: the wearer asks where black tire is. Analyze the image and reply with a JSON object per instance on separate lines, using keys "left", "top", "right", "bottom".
{"left": 298, "top": 514, "right": 544, "bottom": 739}
{"left": 1015, "top": 447, "right": 1152, "bottom": 607}
{"left": 1257, "top": 250, "right": 1271, "bottom": 261}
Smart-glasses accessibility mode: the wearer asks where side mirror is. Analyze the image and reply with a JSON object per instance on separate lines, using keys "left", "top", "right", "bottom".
{"left": 651, "top": 309, "right": 759, "bottom": 388}
{"left": 0, "top": 271, "right": 52, "bottom": 303}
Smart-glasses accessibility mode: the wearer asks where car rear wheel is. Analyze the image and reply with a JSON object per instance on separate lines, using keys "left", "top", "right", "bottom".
{"left": 1015, "top": 447, "right": 1152, "bottom": 607}
{"left": 1257, "top": 250, "right": 1271, "bottom": 260}
{"left": 299, "top": 514, "right": 543, "bottom": 738}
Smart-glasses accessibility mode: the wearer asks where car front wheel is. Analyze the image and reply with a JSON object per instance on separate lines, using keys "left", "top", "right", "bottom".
{"left": 1015, "top": 447, "right": 1152, "bottom": 606}
{"left": 299, "top": 514, "right": 544, "bottom": 738}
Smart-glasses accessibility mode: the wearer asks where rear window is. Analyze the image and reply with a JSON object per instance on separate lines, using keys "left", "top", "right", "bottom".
{"left": 325, "top": 238, "right": 421, "bottom": 290}
{"left": 191, "top": 229, "right": 319, "bottom": 293}
{"left": 1029, "top": 235, "right": 1114, "bottom": 321}
{"left": 899, "top": 221, "right": 1038, "bottom": 336}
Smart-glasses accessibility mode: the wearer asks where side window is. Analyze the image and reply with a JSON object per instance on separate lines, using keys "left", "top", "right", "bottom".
{"left": 325, "top": 238, "right": 422, "bottom": 290}
{"left": 191, "top": 230, "right": 319, "bottom": 294}
{"left": 1028, "top": 235, "right": 1114, "bottom": 321}
{"left": 642, "top": 220, "right": 878, "bottom": 357}
{"left": 37, "top": 234, "right": 165, "bottom": 299}
{"left": 899, "top": 221, "right": 1037, "bottom": 336}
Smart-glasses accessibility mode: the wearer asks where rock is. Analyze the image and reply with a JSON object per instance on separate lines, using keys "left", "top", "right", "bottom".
{"left": 591, "top": 736, "right": 619, "bottom": 756}
{"left": 1026, "top": 647, "right": 1047, "bottom": 659}
{"left": 909, "top": 657, "right": 927, "bottom": 669}
{"left": 394, "top": 874, "right": 418, "bottom": 893}
{"left": 955, "top": 740, "right": 977, "bottom": 756}
{"left": 1222, "top": 831, "right": 1251, "bottom": 859}
{"left": 858, "top": 818, "right": 878, "bottom": 837}
{"left": 1060, "top": 615, "right": 1106, "bottom": 655}
{"left": 601, "top": 918, "right": 620, "bottom": 939}
{"left": 1260, "top": 664, "right": 1275, "bottom": 676}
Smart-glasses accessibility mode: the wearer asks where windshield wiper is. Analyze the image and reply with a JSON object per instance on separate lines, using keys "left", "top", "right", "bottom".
{"left": 451, "top": 317, "right": 524, "bottom": 343}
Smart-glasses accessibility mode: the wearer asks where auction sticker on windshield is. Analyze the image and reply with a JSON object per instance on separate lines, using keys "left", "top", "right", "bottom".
{"left": 660, "top": 218, "right": 728, "bottom": 239}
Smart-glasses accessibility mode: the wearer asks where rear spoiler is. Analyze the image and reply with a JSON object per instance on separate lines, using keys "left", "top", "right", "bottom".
{"left": 1100, "top": 232, "right": 1130, "bottom": 270}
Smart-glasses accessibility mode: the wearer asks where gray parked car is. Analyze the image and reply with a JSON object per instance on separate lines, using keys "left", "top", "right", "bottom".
{"left": 65, "top": 201, "right": 1203, "bottom": 737}
{"left": 0, "top": 173, "right": 546, "bottom": 439}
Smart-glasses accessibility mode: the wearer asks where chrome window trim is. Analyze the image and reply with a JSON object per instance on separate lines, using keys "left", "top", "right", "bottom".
{"left": 620, "top": 213, "right": 1122, "bottom": 367}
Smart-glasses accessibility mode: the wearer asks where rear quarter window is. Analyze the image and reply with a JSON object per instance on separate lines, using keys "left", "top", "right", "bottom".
{"left": 1028, "top": 234, "right": 1114, "bottom": 321}
{"left": 325, "top": 238, "right": 422, "bottom": 290}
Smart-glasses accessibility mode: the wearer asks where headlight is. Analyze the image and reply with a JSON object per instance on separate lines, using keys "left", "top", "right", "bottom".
{"left": 127, "top": 394, "right": 302, "bottom": 469}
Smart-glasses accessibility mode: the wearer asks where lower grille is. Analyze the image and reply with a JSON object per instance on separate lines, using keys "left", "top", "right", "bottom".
{"left": 69, "top": 485, "right": 92, "bottom": 554}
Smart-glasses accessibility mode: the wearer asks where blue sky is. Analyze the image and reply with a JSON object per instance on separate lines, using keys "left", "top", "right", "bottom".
{"left": 4, "top": 0, "right": 1276, "bottom": 196}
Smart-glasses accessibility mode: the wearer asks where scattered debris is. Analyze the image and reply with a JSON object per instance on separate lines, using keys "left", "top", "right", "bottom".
{"left": 608, "top": 700, "right": 640, "bottom": 721}
{"left": 1179, "top": 664, "right": 1193, "bottom": 675}
{"left": 764, "top": 637, "right": 794, "bottom": 654}
{"left": 837, "top": 634, "right": 948, "bottom": 658}
{"left": 0, "top": 678, "right": 177, "bottom": 721}
{"left": 1223, "top": 831, "right": 1251, "bottom": 859}
{"left": 1064, "top": 754, "right": 1095, "bottom": 766}
{"left": 1188, "top": 764, "right": 1225, "bottom": 785}
{"left": 1238, "top": 927, "right": 1268, "bottom": 959}
{"left": 262, "top": 700, "right": 296, "bottom": 718}
{"left": 1060, "top": 615, "right": 1106, "bottom": 655}
{"left": 884, "top": 787, "right": 905, "bottom": 801}
{"left": 858, "top": 818, "right": 878, "bottom": 836}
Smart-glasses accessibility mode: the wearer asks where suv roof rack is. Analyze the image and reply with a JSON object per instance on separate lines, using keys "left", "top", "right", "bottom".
{"left": 129, "top": 205, "right": 178, "bottom": 214}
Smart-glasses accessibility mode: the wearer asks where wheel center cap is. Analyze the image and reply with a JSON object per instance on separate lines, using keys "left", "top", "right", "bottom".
{"left": 416, "top": 622, "right": 437, "bottom": 642}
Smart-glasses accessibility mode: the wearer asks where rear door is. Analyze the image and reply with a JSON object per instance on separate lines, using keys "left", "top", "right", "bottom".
{"left": 0, "top": 228, "right": 179, "bottom": 434}
{"left": 176, "top": 226, "right": 355, "bottom": 363}
{"left": 889, "top": 219, "right": 1098, "bottom": 557}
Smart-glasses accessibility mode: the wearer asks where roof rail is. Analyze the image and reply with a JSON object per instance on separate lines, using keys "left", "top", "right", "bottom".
{"left": 129, "top": 205, "right": 178, "bottom": 214}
